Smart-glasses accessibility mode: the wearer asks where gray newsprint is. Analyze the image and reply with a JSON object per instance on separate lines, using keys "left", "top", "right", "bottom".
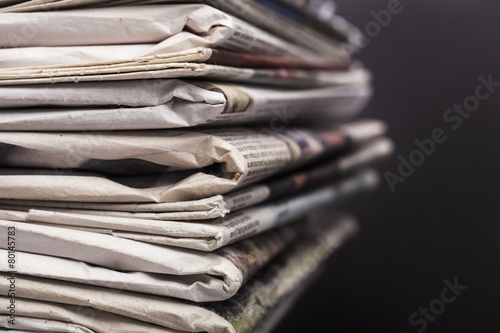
{"left": 0, "top": 0, "right": 360, "bottom": 61}
{"left": 0, "top": 4, "right": 336, "bottom": 68}
{"left": 0, "top": 136, "right": 392, "bottom": 221}
{"left": 0, "top": 120, "right": 386, "bottom": 205}
{"left": 0, "top": 78, "right": 371, "bottom": 131}
{"left": 0, "top": 212, "right": 358, "bottom": 333}
{"left": 0, "top": 169, "right": 378, "bottom": 251}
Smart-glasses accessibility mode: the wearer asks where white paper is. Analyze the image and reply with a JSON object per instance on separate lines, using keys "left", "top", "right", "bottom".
{"left": 0, "top": 121, "right": 386, "bottom": 203}
{"left": 0, "top": 79, "right": 371, "bottom": 131}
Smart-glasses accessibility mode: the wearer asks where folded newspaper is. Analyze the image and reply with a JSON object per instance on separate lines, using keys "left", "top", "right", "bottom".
{"left": 0, "top": 3, "right": 369, "bottom": 86}
{"left": 0, "top": 212, "right": 358, "bottom": 332}
{"left": 0, "top": 79, "right": 371, "bottom": 131}
{"left": 0, "top": 61, "right": 369, "bottom": 87}
{"left": 0, "top": 4, "right": 342, "bottom": 67}
{"left": 0, "top": 1, "right": 388, "bottom": 332}
{"left": 0, "top": 120, "right": 386, "bottom": 204}
{"left": 0, "top": 176, "right": 369, "bottom": 302}
{"left": 0, "top": 169, "right": 378, "bottom": 251}
{"left": 253, "top": 0, "right": 364, "bottom": 53}
{"left": 0, "top": 0, "right": 360, "bottom": 61}
{"left": 0, "top": 137, "right": 392, "bottom": 220}
{"left": 0, "top": 47, "right": 348, "bottom": 71}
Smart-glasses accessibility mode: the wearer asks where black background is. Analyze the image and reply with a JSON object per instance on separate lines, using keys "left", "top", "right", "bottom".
{"left": 274, "top": 1, "right": 499, "bottom": 332}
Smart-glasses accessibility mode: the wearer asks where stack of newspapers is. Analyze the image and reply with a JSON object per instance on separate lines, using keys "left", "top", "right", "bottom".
{"left": 0, "top": 1, "right": 393, "bottom": 332}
